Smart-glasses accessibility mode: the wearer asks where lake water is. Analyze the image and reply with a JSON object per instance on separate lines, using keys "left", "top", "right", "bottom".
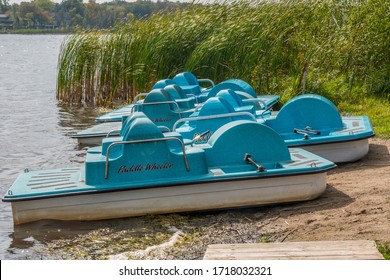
{"left": 0, "top": 34, "right": 103, "bottom": 259}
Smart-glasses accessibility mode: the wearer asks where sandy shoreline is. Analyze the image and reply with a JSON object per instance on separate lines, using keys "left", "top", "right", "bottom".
{"left": 266, "top": 138, "right": 390, "bottom": 244}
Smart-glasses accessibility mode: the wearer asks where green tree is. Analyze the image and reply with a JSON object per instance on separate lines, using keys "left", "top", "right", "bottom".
{"left": 55, "top": 0, "right": 85, "bottom": 28}
{"left": 0, "top": 0, "right": 10, "bottom": 13}
{"left": 34, "top": 0, "right": 55, "bottom": 12}
{"left": 19, "top": 2, "right": 38, "bottom": 28}
{"left": 11, "top": 4, "right": 20, "bottom": 29}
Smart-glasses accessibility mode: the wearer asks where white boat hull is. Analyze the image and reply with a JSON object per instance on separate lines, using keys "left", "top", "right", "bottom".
{"left": 77, "top": 135, "right": 112, "bottom": 146}
{"left": 299, "top": 138, "right": 369, "bottom": 163}
{"left": 11, "top": 173, "right": 327, "bottom": 225}
{"left": 73, "top": 122, "right": 122, "bottom": 146}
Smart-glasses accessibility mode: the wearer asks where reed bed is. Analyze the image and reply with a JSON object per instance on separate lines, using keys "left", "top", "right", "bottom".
{"left": 57, "top": 0, "right": 389, "bottom": 107}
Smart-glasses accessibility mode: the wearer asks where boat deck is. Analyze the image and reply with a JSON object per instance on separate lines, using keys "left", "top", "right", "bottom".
{"left": 203, "top": 240, "right": 384, "bottom": 260}
{"left": 3, "top": 148, "right": 334, "bottom": 202}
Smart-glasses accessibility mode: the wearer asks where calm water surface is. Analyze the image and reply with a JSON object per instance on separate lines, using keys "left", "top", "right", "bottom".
{"left": 0, "top": 35, "right": 104, "bottom": 259}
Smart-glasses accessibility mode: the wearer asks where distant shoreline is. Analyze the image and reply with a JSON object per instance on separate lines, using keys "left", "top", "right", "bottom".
{"left": 0, "top": 29, "right": 72, "bottom": 35}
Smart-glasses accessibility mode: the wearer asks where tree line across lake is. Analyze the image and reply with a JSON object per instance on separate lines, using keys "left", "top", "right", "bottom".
{"left": 0, "top": 0, "right": 190, "bottom": 31}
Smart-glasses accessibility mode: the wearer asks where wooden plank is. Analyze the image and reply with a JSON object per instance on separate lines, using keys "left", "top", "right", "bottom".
{"left": 203, "top": 240, "right": 384, "bottom": 260}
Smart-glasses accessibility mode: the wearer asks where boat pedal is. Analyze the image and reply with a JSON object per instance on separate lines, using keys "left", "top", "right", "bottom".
{"left": 244, "top": 153, "right": 266, "bottom": 172}
{"left": 294, "top": 127, "right": 320, "bottom": 139}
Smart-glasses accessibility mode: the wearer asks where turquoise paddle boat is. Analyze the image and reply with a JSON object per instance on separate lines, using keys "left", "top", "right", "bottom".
{"left": 175, "top": 93, "right": 374, "bottom": 163}
{"left": 263, "top": 94, "right": 374, "bottom": 163}
{"left": 73, "top": 87, "right": 273, "bottom": 145}
{"left": 95, "top": 72, "right": 279, "bottom": 123}
{"left": 170, "top": 71, "right": 215, "bottom": 96}
{"left": 3, "top": 113, "right": 335, "bottom": 225}
{"left": 74, "top": 81, "right": 278, "bottom": 145}
{"left": 96, "top": 84, "right": 198, "bottom": 123}
{"left": 75, "top": 87, "right": 196, "bottom": 145}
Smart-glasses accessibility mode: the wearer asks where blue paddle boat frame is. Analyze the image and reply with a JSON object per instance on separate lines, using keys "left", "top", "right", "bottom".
{"left": 3, "top": 115, "right": 335, "bottom": 225}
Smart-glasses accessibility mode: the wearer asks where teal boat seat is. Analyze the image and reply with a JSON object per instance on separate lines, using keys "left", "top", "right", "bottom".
{"left": 163, "top": 84, "right": 196, "bottom": 110}
{"left": 223, "top": 79, "right": 257, "bottom": 98}
{"left": 134, "top": 89, "right": 182, "bottom": 130}
{"left": 85, "top": 117, "right": 208, "bottom": 186}
{"left": 216, "top": 89, "right": 256, "bottom": 115}
{"left": 173, "top": 72, "right": 214, "bottom": 96}
{"left": 205, "top": 120, "right": 291, "bottom": 168}
{"left": 164, "top": 84, "right": 187, "bottom": 99}
{"left": 99, "top": 112, "right": 185, "bottom": 156}
{"left": 175, "top": 97, "right": 257, "bottom": 143}
{"left": 186, "top": 97, "right": 237, "bottom": 141}
{"left": 198, "top": 97, "right": 235, "bottom": 117}
{"left": 265, "top": 94, "right": 344, "bottom": 139}
{"left": 100, "top": 112, "right": 149, "bottom": 156}
{"left": 173, "top": 72, "right": 199, "bottom": 86}
{"left": 172, "top": 72, "right": 202, "bottom": 96}
{"left": 201, "top": 79, "right": 267, "bottom": 108}
{"left": 120, "top": 112, "right": 148, "bottom": 136}
{"left": 122, "top": 117, "right": 164, "bottom": 141}
{"left": 206, "top": 79, "right": 256, "bottom": 99}
{"left": 152, "top": 79, "right": 175, "bottom": 90}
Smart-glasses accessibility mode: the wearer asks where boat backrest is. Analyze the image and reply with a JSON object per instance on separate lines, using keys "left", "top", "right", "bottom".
{"left": 164, "top": 84, "right": 187, "bottom": 99}
{"left": 152, "top": 79, "right": 175, "bottom": 90}
{"left": 197, "top": 97, "right": 235, "bottom": 117}
{"left": 206, "top": 79, "right": 257, "bottom": 100}
{"left": 120, "top": 112, "right": 148, "bottom": 136}
{"left": 205, "top": 120, "right": 291, "bottom": 167}
{"left": 172, "top": 72, "right": 202, "bottom": 96}
{"left": 123, "top": 117, "right": 165, "bottom": 141}
{"left": 101, "top": 114, "right": 165, "bottom": 156}
{"left": 86, "top": 117, "right": 207, "bottom": 186}
{"left": 143, "top": 88, "right": 170, "bottom": 103}
{"left": 216, "top": 89, "right": 244, "bottom": 107}
{"left": 175, "top": 97, "right": 255, "bottom": 143}
{"left": 175, "top": 98, "right": 235, "bottom": 141}
{"left": 135, "top": 89, "right": 181, "bottom": 129}
{"left": 224, "top": 79, "right": 257, "bottom": 99}
{"left": 173, "top": 72, "right": 199, "bottom": 86}
{"left": 206, "top": 81, "right": 246, "bottom": 99}
{"left": 163, "top": 84, "right": 196, "bottom": 110}
{"left": 265, "top": 94, "right": 344, "bottom": 135}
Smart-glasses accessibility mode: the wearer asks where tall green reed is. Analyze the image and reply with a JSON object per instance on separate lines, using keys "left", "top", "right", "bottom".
{"left": 57, "top": 0, "right": 389, "bottom": 106}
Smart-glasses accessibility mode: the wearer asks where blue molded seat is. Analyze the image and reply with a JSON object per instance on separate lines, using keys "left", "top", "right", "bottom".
{"left": 164, "top": 84, "right": 187, "bottom": 99}
{"left": 206, "top": 79, "right": 256, "bottom": 99}
{"left": 120, "top": 112, "right": 148, "bottom": 136}
{"left": 152, "top": 79, "right": 175, "bottom": 90}
{"left": 85, "top": 117, "right": 208, "bottom": 186}
{"left": 122, "top": 117, "right": 164, "bottom": 141}
{"left": 172, "top": 72, "right": 214, "bottom": 96}
{"left": 205, "top": 120, "right": 291, "bottom": 167}
{"left": 99, "top": 112, "right": 150, "bottom": 156}
{"left": 216, "top": 89, "right": 256, "bottom": 115}
{"left": 163, "top": 84, "right": 196, "bottom": 110}
{"left": 197, "top": 97, "right": 235, "bottom": 117}
{"left": 187, "top": 97, "right": 237, "bottom": 139}
{"left": 175, "top": 97, "right": 256, "bottom": 143}
{"left": 173, "top": 72, "right": 199, "bottom": 86}
{"left": 265, "top": 94, "right": 344, "bottom": 138}
{"left": 200, "top": 79, "right": 267, "bottom": 108}
{"left": 223, "top": 79, "right": 257, "bottom": 98}
{"left": 134, "top": 89, "right": 182, "bottom": 130}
